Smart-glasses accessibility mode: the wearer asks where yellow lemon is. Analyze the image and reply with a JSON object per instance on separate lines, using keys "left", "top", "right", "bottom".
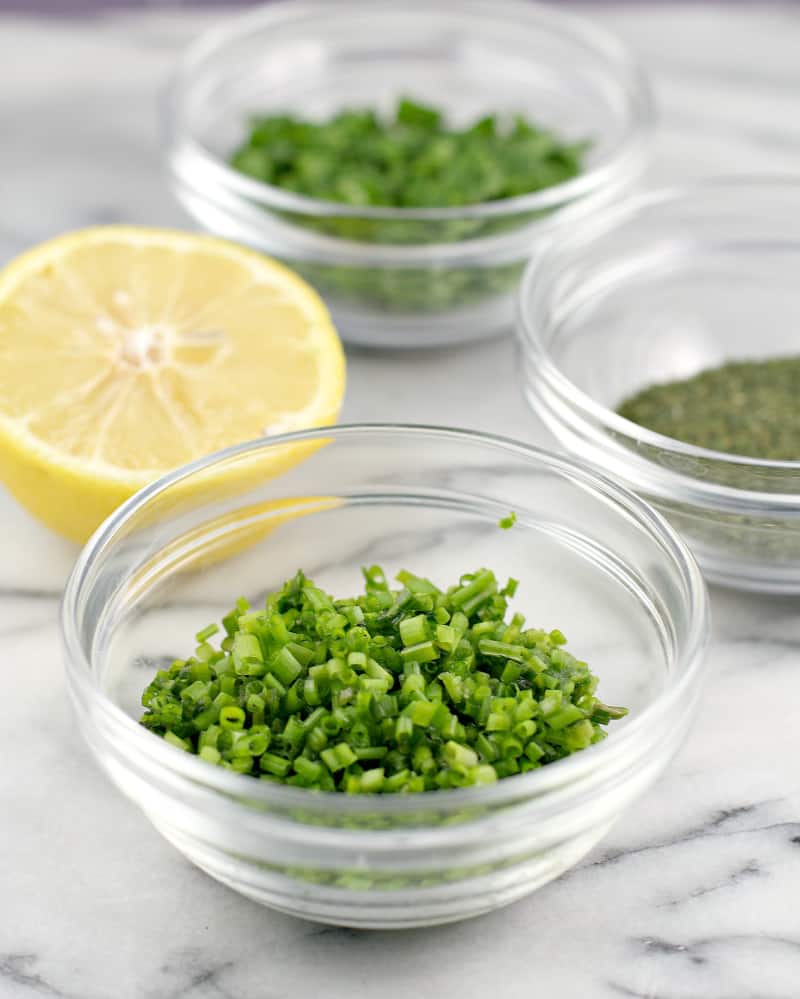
{"left": 0, "top": 227, "right": 345, "bottom": 542}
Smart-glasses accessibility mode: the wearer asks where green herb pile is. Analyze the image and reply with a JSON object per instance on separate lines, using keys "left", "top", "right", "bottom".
{"left": 229, "top": 99, "right": 588, "bottom": 315}
{"left": 231, "top": 98, "right": 587, "bottom": 210}
{"left": 140, "top": 567, "right": 626, "bottom": 793}
{"left": 617, "top": 356, "right": 800, "bottom": 460}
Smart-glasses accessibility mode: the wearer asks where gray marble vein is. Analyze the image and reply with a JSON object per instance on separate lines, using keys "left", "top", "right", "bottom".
{"left": 1, "top": 4, "right": 800, "bottom": 999}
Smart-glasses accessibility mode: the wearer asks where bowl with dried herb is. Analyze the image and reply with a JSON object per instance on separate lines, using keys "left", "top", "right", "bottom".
{"left": 62, "top": 425, "right": 708, "bottom": 927}
{"left": 519, "top": 178, "right": 800, "bottom": 592}
{"left": 166, "top": 0, "right": 653, "bottom": 347}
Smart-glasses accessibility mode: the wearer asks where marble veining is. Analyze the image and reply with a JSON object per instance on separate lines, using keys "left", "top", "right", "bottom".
{"left": 2, "top": 4, "right": 800, "bottom": 998}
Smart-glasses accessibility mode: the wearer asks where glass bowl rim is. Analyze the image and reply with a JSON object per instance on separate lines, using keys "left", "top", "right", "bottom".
{"left": 517, "top": 176, "right": 800, "bottom": 494}
{"left": 164, "top": 0, "right": 655, "bottom": 224}
{"left": 61, "top": 423, "right": 709, "bottom": 815}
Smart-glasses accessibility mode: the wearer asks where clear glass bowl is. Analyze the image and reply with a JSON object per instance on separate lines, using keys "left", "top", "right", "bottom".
{"left": 165, "top": 0, "right": 653, "bottom": 349}
{"left": 518, "top": 177, "right": 800, "bottom": 593}
{"left": 62, "top": 426, "right": 708, "bottom": 928}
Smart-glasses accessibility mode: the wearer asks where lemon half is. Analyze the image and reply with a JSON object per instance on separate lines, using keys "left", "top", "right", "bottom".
{"left": 0, "top": 227, "right": 345, "bottom": 541}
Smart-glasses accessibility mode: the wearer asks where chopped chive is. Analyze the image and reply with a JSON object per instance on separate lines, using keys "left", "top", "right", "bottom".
{"left": 271, "top": 646, "right": 303, "bottom": 686}
{"left": 443, "top": 741, "right": 479, "bottom": 773}
{"left": 260, "top": 753, "right": 292, "bottom": 777}
{"left": 399, "top": 614, "right": 429, "bottom": 647}
{"left": 403, "top": 700, "right": 436, "bottom": 727}
{"left": 395, "top": 571, "right": 440, "bottom": 595}
{"left": 400, "top": 640, "right": 439, "bottom": 664}
{"left": 219, "top": 706, "right": 246, "bottom": 731}
{"left": 293, "top": 757, "right": 323, "bottom": 782}
{"left": 359, "top": 767, "right": 385, "bottom": 793}
{"left": 321, "top": 743, "right": 358, "bottom": 773}
{"left": 139, "top": 566, "right": 626, "bottom": 792}
{"left": 232, "top": 632, "right": 263, "bottom": 676}
{"left": 450, "top": 570, "right": 494, "bottom": 608}
{"left": 199, "top": 745, "right": 221, "bottom": 765}
{"left": 164, "top": 731, "right": 191, "bottom": 752}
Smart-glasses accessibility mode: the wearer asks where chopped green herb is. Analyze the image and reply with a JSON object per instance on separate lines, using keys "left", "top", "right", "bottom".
{"left": 139, "top": 568, "right": 626, "bottom": 792}
{"left": 498, "top": 512, "right": 517, "bottom": 530}
{"left": 231, "top": 99, "right": 588, "bottom": 211}
{"left": 229, "top": 99, "right": 589, "bottom": 315}
{"left": 617, "top": 356, "right": 800, "bottom": 460}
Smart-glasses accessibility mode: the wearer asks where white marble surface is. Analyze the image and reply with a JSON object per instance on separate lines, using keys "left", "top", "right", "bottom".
{"left": 2, "top": 4, "right": 800, "bottom": 997}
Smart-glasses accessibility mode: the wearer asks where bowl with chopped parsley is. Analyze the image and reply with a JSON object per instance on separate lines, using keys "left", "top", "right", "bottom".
{"left": 62, "top": 425, "right": 708, "bottom": 927}
{"left": 165, "top": 0, "right": 653, "bottom": 347}
{"left": 519, "top": 177, "right": 800, "bottom": 592}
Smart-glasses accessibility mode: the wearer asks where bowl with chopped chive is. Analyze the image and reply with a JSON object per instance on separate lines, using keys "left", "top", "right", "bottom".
{"left": 62, "top": 425, "right": 708, "bottom": 927}
{"left": 518, "top": 177, "right": 800, "bottom": 593}
{"left": 165, "top": 0, "right": 653, "bottom": 347}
